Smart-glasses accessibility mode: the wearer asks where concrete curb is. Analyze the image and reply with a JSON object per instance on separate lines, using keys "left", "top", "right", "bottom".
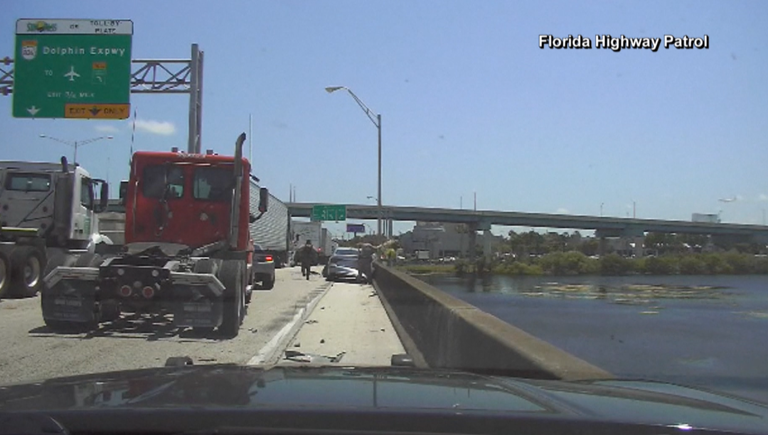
{"left": 248, "top": 280, "right": 333, "bottom": 366}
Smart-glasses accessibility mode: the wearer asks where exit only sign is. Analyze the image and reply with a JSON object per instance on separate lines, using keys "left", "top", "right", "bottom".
{"left": 13, "top": 19, "right": 133, "bottom": 119}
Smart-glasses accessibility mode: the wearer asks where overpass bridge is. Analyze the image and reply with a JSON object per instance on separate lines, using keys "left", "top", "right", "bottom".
{"left": 287, "top": 202, "right": 768, "bottom": 257}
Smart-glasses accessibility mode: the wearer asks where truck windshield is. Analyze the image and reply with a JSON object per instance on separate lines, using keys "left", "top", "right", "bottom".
{"left": 193, "top": 167, "right": 232, "bottom": 201}
{"left": 142, "top": 165, "right": 184, "bottom": 199}
{"left": 4, "top": 173, "right": 51, "bottom": 192}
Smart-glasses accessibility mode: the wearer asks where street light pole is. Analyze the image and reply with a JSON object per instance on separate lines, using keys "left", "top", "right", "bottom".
{"left": 326, "top": 86, "right": 382, "bottom": 238}
{"left": 377, "top": 113, "right": 382, "bottom": 238}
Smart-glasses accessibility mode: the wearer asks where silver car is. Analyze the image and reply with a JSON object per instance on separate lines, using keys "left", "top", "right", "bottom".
{"left": 251, "top": 243, "right": 276, "bottom": 290}
{"left": 324, "top": 247, "right": 362, "bottom": 282}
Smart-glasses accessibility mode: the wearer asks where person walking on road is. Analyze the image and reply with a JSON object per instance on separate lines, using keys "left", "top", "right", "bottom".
{"left": 358, "top": 242, "right": 377, "bottom": 284}
{"left": 298, "top": 240, "right": 317, "bottom": 280}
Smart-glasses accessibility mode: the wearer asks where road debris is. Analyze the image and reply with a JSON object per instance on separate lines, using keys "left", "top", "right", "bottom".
{"left": 284, "top": 350, "right": 346, "bottom": 364}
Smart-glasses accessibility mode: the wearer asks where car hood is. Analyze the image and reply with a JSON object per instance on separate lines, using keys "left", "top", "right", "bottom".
{"left": 0, "top": 365, "right": 766, "bottom": 433}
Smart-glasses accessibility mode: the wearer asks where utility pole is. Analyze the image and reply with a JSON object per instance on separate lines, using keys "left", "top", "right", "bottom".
{"left": 248, "top": 113, "right": 253, "bottom": 166}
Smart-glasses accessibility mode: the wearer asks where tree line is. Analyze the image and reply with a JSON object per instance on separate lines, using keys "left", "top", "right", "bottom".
{"left": 495, "top": 230, "right": 766, "bottom": 257}
{"left": 454, "top": 251, "right": 768, "bottom": 276}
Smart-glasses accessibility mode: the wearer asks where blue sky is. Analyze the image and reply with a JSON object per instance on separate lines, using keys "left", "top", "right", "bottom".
{"left": 1, "top": 0, "right": 767, "bottom": 237}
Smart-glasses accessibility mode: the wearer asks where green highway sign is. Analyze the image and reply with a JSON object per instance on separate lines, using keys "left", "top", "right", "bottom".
{"left": 13, "top": 19, "right": 133, "bottom": 119}
{"left": 311, "top": 204, "right": 347, "bottom": 222}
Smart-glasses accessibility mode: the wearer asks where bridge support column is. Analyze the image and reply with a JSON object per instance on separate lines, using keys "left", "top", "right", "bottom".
{"left": 633, "top": 236, "right": 645, "bottom": 258}
{"left": 468, "top": 230, "right": 477, "bottom": 262}
{"left": 483, "top": 230, "right": 492, "bottom": 260}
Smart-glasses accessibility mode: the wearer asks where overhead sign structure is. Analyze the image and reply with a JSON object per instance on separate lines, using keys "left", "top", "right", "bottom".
{"left": 311, "top": 205, "right": 347, "bottom": 222}
{"left": 13, "top": 19, "right": 133, "bottom": 119}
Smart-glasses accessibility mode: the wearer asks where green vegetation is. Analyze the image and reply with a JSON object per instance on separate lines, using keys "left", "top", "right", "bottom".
{"left": 440, "top": 251, "right": 768, "bottom": 277}
{"left": 397, "top": 264, "right": 455, "bottom": 275}
{"left": 394, "top": 228, "right": 767, "bottom": 277}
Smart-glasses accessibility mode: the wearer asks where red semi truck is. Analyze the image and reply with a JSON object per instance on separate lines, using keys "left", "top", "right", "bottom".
{"left": 42, "top": 133, "right": 268, "bottom": 337}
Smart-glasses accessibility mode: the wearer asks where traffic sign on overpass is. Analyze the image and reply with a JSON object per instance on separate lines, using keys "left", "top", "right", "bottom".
{"left": 346, "top": 223, "right": 365, "bottom": 233}
{"left": 13, "top": 19, "right": 133, "bottom": 119}
{"left": 311, "top": 204, "right": 346, "bottom": 222}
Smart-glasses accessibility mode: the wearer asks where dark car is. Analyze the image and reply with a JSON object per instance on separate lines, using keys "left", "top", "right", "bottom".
{"left": 2, "top": 365, "right": 768, "bottom": 435}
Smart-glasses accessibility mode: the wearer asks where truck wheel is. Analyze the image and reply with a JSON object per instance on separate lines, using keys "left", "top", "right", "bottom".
{"left": 262, "top": 276, "right": 275, "bottom": 290}
{"left": 0, "top": 252, "right": 10, "bottom": 298}
{"left": 218, "top": 260, "right": 244, "bottom": 338}
{"left": 11, "top": 247, "right": 46, "bottom": 298}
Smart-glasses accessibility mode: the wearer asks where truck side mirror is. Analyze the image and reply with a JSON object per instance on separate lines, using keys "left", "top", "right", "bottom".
{"left": 259, "top": 187, "right": 269, "bottom": 213}
{"left": 119, "top": 180, "right": 128, "bottom": 205}
{"left": 99, "top": 182, "right": 109, "bottom": 211}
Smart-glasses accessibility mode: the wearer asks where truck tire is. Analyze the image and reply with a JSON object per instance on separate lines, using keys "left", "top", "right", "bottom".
{"left": 11, "top": 247, "right": 46, "bottom": 298}
{"left": 74, "top": 253, "right": 103, "bottom": 268}
{"left": 218, "top": 260, "right": 244, "bottom": 338}
{"left": 191, "top": 260, "right": 218, "bottom": 334}
{"left": 262, "top": 275, "right": 275, "bottom": 290}
{"left": 42, "top": 253, "right": 75, "bottom": 280}
{"left": 0, "top": 252, "right": 10, "bottom": 299}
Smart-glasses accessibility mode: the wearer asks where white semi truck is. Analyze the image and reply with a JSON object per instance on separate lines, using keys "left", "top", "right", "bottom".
{"left": 290, "top": 221, "right": 333, "bottom": 266}
{"left": 0, "top": 158, "right": 110, "bottom": 298}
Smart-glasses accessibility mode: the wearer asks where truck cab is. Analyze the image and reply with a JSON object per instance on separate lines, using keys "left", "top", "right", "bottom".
{"left": 124, "top": 151, "right": 252, "bottom": 251}
{"left": 0, "top": 159, "right": 109, "bottom": 297}
{"left": 42, "top": 135, "right": 268, "bottom": 338}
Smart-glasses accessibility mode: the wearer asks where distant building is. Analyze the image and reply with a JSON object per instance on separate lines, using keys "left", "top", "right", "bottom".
{"left": 399, "top": 222, "right": 502, "bottom": 258}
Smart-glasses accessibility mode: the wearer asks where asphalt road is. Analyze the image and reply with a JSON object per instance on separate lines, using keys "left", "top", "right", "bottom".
{"left": 0, "top": 268, "right": 332, "bottom": 386}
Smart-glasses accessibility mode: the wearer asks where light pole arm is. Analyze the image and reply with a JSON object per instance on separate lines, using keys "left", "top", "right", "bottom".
{"left": 39, "top": 135, "right": 75, "bottom": 147}
{"left": 78, "top": 136, "right": 110, "bottom": 146}
{"left": 345, "top": 89, "right": 380, "bottom": 128}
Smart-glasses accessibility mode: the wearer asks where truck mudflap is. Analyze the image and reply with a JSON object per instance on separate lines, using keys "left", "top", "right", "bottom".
{"left": 41, "top": 290, "right": 97, "bottom": 323}
{"left": 173, "top": 296, "right": 224, "bottom": 328}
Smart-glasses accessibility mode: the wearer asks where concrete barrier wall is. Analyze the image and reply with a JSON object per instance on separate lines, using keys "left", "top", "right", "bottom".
{"left": 374, "top": 265, "right": 613, "bottom": 381}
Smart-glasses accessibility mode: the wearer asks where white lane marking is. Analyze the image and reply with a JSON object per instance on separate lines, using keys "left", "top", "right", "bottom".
{"left": 247, "top": 309, "right": 304, "bottom": 366}
{"left": 247, "top": 283, "right": 331, "bottom": 366}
